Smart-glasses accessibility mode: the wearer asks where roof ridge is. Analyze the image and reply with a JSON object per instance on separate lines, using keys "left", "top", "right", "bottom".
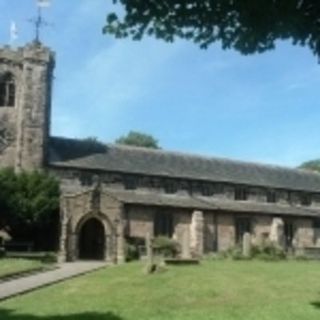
{"left": 49, "top": 136, "right": 320, "bottom": 183}
{"left": 105, "top": 143, "right": 320, "bottom": 178}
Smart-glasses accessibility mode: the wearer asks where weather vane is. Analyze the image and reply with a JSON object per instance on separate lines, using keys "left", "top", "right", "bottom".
{"left": 29, "top": 0, "right": 51, "bottom": 43}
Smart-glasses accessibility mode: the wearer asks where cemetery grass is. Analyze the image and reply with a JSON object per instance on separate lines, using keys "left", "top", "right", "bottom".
{"left": 1, "top": 260, "right": 320, "bottom": 320}
{"left": 0, "top": 258, "right": 44, "bottom": 278}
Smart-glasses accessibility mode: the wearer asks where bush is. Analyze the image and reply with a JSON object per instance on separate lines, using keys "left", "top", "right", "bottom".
{"left": 41, "top": 252, "right": 58, "bottom": 264}
{"left": 219, "top": 242, "right": 286, "bottom": 261}
{"left": 125, "top": 243, "right": 140, "bottom": 262}
{"left": 230, "top": 247, "right": 248, "bottom": 260}
{"left": 251, "top": 242, "right": 286, "bottom": 261}
{"left": 291, "top": 253, "right": 312, "bottom": 261}
{"left": 0, "top": 169, "right": 60, "bottom": 252}
{"left": 124, "top": 237, "right": 145, "bottom": 261}
{"left": 219, "top": 246, "right": 248, "bottom": 260}
{"left": 0, "top": 247, "right": 6, "bottom": 258}
{"left": 152, "top": 236, "right": 180, "bottom": 257}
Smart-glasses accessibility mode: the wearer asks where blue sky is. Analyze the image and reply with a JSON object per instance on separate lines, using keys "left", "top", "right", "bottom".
{"left": 1, "top": 0, "right": 320, "bottom": 168}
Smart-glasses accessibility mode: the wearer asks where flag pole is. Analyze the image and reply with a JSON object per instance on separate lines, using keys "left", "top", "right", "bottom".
{"left": 10, "top": 21, "right": 18, "bottom": 46}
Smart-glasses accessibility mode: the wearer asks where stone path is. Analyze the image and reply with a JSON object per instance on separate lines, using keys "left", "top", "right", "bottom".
{"left": 0, "top": 261, "right": 107, "bottom": 301}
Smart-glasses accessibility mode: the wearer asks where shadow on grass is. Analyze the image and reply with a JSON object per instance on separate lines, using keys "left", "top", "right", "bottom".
{"left": 0, "top": 309, "right": 123, "bottom": 320}
{"left": 311, "top": 301, "right": 320, "bottom": 309}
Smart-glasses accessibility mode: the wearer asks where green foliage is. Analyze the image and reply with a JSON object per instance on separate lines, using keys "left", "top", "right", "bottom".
{"left": 104, "top": 1, "right": 320, "bottom": 59}
{"left": 0, "top": 169, "right": 60, "bottom": 226}
{"left": 219, "top": 242, "right": 286, "bottom": 261}
{"left": 41, "top": 252, "right": 58, "bottom": 264}
{"left": 251, "top": 243, "right": 286, "bottom": 261}
{"left": 299, "top": 159, "right": 320, "bottom": 173}
{"left": 152, "top": 236, "right": 180, "bottom": 257}
{"left": 0, "top": 169, "right": 60, "bottom": 251}
{"left": 0, "top": 247, "right": 5, "bottom": 258}
{"left": 125, "top": 243, "right": 140, "bottom": 262}
{"left": 219, "top": 246, "right": 249, "bottom": 261}
{"left": 115, "top": 131, "right": 160, "bottom": 149}
{"left": 125, "top": 237, "right": 145, "bottom": 261}
{"left": 291, "top": 253, "right": 311, "bottom": 261}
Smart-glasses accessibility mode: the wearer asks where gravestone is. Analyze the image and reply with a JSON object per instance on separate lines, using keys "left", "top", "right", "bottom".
{"left": 270, "top": 218, "right": 284, "bottom": 248}
{"left": 242, "top": 232, "right": 251, "bottom": 257}
{"left": 181, "top": 230, "right": 191, "bottom": 259}
{"left": 144, "top": 232, "right": 156, "bottom": 274}
{"left": 145, "top": 232, "right": 153, "bottom": 264}
{"left": 190, "top": 210, "right": 204, "bottom": 258}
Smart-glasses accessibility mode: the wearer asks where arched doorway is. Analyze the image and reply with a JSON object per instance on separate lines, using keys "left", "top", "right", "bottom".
{"left": 79, "top": 218, "right": 105, "bottom": 260}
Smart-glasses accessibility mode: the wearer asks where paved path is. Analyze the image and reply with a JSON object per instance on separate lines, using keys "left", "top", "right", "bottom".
{"left": 0, "top": 261, "right": 107, "bottom": 301}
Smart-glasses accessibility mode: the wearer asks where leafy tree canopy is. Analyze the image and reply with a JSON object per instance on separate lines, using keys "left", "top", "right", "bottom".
{"left": 104, "top": 0, "right": 320, "bottom": 59}
{"left": 0, "top": 169, "right": 60, "bottom": 227}
{"left": 299, "top": 160, "right": 320, "bottom": 173}
{"left": 115, "top": 131, "right": 160, "bottom": 149}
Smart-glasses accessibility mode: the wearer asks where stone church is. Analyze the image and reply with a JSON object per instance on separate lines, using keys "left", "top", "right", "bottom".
{"left": 1, "top": 41, "right": 320, "bottom": 263}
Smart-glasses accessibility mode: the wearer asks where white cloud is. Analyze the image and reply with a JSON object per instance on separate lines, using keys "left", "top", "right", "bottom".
{"left": 78, "top": 40, "right": 182, "bottom": 111}
{"left": 52, "top": 38, "right": 183, "bottom": 137}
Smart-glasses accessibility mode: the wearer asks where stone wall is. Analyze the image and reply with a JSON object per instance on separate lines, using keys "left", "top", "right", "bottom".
{"left": 294, "top": 218, "right": 314, "bottom": 248}
{"left": 253, "top": 215, "right": 273, "bottom": 242}
{"left": 173, "top": 210, "right": 190, "bottom": 243}
{"left": 0, "top": 47, "right": 23, "bottom": 168}
{"left": 0, "top": 43, "right": 54, "bottom": 171}
{"left": 59, "top": 186, "right": 124, "bottom": 263}
{"left": 217, "top": 213, "right": 235, "bottom": 251}
{"left": 126, "top": 206, "right": 154, "bottom": 238}
{"left": 125, "top": 206, "right": 208, "bottom": 257}
{"left": 203, "top": 212, "right": 216, "bottom": 252}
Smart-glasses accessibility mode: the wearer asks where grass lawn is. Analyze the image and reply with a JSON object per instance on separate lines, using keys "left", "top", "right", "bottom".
{"left": 0, "top": 258, "right": 45, "bottom": 278}
{"left": 1, "top": 260, "right": 320, "bottom": 320}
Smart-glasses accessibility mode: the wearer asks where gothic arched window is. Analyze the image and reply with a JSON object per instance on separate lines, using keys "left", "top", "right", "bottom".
{"left": 0, "top": 73, "right": 15, "bottom": 107}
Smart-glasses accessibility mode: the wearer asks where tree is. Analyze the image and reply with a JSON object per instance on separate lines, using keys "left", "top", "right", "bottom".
{"left": 0, "top": 169, "right": 60, "bottom": 250}
{"left": 115, "top": 131, "right": 160, "bottom": 149}
{"left": 0, "top": 169, "right": 60, "bottom": 225}
{"left": 104, "top": 0, "right": 320, "bottom": 59}
{"left": 299, "top": 160, "right": 320, "bottom": 173}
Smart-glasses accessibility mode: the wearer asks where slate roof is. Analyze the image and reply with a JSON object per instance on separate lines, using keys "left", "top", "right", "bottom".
{"left": 105, "top": 189, "right": 320, "bottom": 217}
{"left": 49, "top": 137, "right": 320, "bottom": 193}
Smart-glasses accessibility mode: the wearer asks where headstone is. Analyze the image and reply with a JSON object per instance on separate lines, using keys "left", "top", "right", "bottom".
{"left": 181, "top": 230, "right": 191, "bottom": 259}
{"left": 269, "top": 218, "right": 284, "bottom": 248}
{"left": 145, "top": 232, "right": 153, "bottom": 265}
{"left": 144, "top": 232, "right": 157, "bottom": 274}
{"left": 190, "top": 210, "right": 204, "bottom": 258}
{"left": 242, "top": 232, "right": 251, "bottom": 257}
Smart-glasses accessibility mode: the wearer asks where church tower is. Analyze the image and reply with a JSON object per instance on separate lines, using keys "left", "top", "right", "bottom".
{"left": 0, "top": 42, "right": 55, "bottom": 171}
